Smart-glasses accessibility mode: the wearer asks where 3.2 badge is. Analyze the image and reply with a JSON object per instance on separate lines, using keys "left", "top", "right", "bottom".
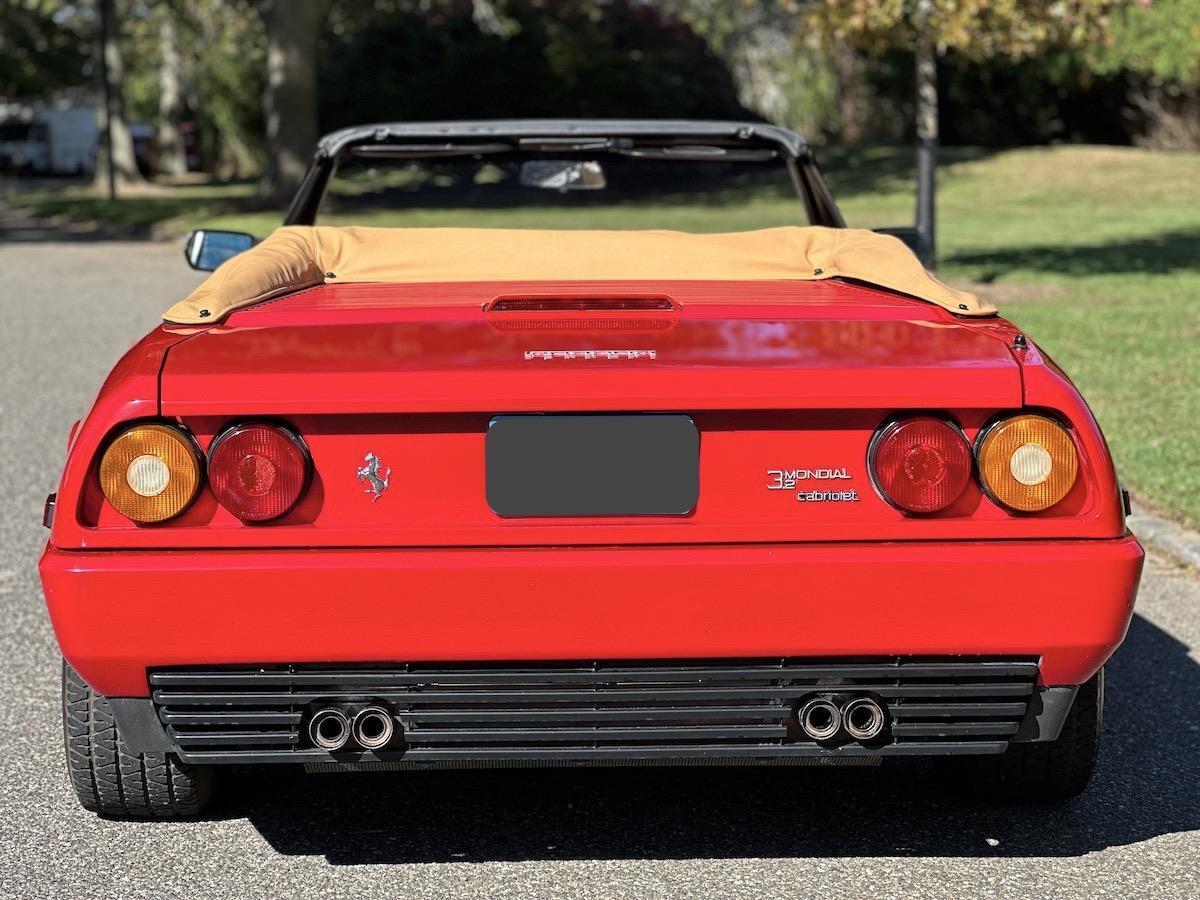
{"left": 766, "top": 467, "right": 860, "bottom": 502}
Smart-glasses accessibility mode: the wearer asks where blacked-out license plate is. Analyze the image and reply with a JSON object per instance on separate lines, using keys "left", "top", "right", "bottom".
{"left": 486, "top": 414, "right": 699, "bottom": 517}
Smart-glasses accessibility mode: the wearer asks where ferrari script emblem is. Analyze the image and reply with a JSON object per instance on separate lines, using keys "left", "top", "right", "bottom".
{"left": 357, "top": 452, "right": 391, "bottom": 502}
{"left": 525, "top": 349, "right": 656, "bottom": 361}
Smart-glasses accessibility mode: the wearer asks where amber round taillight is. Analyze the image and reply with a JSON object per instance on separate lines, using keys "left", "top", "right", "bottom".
{"left": 98, "top": 423, "right": 203, "bottom": 523}
{"left": 207, "top": 423, "right": 310, "bottom": 522}
{"left": 976, "top": 414, "right": 1078, "bottom": 512}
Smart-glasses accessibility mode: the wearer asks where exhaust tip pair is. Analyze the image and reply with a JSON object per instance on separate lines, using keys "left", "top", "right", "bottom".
{"left": 798, "top": 696, "right": 887, "bottom": 743}
{"left": 307, "top": 706, "right": 395, "bottom": 751}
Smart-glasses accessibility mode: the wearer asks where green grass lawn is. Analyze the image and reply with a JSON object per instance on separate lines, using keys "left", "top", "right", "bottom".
{"left": 8, "top": 145, "right": 1199, "bottom": 524}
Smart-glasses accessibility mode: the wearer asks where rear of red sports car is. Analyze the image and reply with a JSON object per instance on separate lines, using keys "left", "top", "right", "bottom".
{"left": 39, "top": 121, "right": 1143, "bottom": 818}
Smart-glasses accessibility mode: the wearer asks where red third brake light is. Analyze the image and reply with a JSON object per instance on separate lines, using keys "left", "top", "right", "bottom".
{"left": 207, "top": 423, "right": 310, "bottom": 522}
{"left": 870, "top": 416, "right": 973, "bottom": 514}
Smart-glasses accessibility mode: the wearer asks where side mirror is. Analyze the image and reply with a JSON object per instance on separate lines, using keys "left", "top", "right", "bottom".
{"left": 184, "top": 229, "right": 257, "bottom": 272}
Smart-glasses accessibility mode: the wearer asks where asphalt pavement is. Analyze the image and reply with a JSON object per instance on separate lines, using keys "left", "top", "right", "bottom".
{"left": 1, "top": 234, "right": 1198, "bottom": 899}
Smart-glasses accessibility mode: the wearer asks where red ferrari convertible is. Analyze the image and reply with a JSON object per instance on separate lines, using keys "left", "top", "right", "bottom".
{"left": 40, "top": 120, "right": 1142, "bottom": 818}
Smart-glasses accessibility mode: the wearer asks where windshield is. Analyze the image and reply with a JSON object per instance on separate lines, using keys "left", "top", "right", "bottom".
{"left": 316, "top": 150, "right": 812, "bottom": 232}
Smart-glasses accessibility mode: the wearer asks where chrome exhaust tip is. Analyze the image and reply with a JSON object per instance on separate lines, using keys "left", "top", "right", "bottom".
{"left": 308, "top": 708, "right": 351, "bottom": 751}
{"left": 352, "top": 706, "right": 395, "bottom": 751}
{"left": 842, "top": 697, "right": 886, "bottom": 741}
{"left": 798, "top": 698, "right": 843, "bottom": 741}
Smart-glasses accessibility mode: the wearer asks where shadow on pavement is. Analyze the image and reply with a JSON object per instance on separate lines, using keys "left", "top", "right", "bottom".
{"left": 235, "top": 613, "right": 1199, "bottom": 863}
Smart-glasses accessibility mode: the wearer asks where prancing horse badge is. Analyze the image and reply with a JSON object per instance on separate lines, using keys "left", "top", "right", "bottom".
{"left": 357, "top": 452, "right": 390, "bottom": 501}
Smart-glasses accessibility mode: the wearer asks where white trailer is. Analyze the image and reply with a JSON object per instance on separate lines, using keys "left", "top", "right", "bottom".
{"left": 34, "top": 106, "right": 99, "bottom": 175}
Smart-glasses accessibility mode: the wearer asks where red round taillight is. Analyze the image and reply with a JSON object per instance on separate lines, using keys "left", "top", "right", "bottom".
{"left": 870, "top": 416, "right": 973, "bottom": 513}
{"left": 207, "top": 423, "right": 310, "bottom": 522}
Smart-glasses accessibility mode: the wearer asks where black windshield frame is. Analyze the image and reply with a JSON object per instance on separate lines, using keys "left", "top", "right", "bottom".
{"left": 283, "top": 119, "right": 846, "bottom": 230}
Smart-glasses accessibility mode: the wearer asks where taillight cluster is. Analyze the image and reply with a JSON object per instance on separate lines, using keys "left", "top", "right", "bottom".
{"left": 870, "top": 413, "right": 1078, "bottom": 515}
{"left": 98, "top": 422, "right": 310, "bottom": 525}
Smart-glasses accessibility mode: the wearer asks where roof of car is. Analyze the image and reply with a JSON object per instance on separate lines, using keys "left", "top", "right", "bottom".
{"left": 315, "top": 119, "right": 809, "bottom": 160}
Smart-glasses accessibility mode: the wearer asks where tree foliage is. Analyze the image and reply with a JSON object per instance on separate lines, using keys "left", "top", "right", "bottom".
{"left": 119, "top": 0, "right": 265, "bottom": 176}
{"left": 660, "top": 0, "right": 840, "bottom": 136}
{"left": 0, "top": 0, "right": 92, "bottom": 98}
{"left": 318, "top": 0, "right": 746, "bottom": 130}
{"left": 807, "top": 0, "right": 1127, "bottom": 59}
{"left": 6, "top": 0, "right": 1197, "bottom": 181}
{"left": 1088, "top": 0, "right": 1200, "bottom": 84}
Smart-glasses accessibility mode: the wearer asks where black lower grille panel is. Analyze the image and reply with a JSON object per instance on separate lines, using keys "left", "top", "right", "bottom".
{"left": 150, "top": 657, "right": 1039, "bottom": 764}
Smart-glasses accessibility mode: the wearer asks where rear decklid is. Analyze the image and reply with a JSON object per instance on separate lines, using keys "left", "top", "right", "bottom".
{"left": 70, "top": 277, "right": 1055, "bottom": 551}
{"left": 160, "top": 280, "right": 1019, "bottom": 415}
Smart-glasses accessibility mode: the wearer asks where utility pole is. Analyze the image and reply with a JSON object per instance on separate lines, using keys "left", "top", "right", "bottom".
{"left": 913, "top": 0, "right": 937, "bottom": 269}
{"left": 97, "top": 0, "right": 117, "bottom": 200}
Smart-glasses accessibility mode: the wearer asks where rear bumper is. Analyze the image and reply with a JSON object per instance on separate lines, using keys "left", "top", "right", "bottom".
{"left": 41, "top": 536, "right": 1143, "bottom": 698}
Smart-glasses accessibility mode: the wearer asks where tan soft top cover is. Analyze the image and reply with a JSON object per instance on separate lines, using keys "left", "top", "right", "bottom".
{"left": 164, "top": 225, "right": 991, "bottom": 325}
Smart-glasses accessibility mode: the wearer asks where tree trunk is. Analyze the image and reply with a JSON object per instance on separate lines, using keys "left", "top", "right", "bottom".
{"left": 833, "top": 38, "right": 865, "bottom": 145}
{"left": 157, "top": 8, "right": 187, "bottom": 177}
{"left": 471, "top": 0, "right": 508, "bottom": 37}
{"left": 733, "top": 27, "right": 791, "bottom": 125}
{"left": 94, "top": 0, "right": 145, "bottom": 193}
{"left": 258, "top": 0, "right": 321, "bottom": 204}
{"left": 913, "top": 0, "right": 937, "bottom": 269}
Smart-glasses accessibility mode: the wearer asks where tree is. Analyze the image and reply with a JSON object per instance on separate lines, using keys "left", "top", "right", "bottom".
{"left": 660, "top": 0, "right": 840, "bottom": 139}
{"left": 95, "top": 0, "right": 145, "bottom": 194}
{"left": 1091, "top": 0, "right": 1199, "bottom": 83}
{"left": 808, "top": 0, "right": 1123, "bottom": 265}
{"left": 0, "top": 0, "right": 91, "bottom": 99}
{"left": 319, "top": 0, "right": 747, "bottom": 129}
{"left": 1087, "top": 0, "right": 1200, "bottom": 149}
{"left": 157, "top": 4, "right": 187, "bottom": 177}
{"left": 913, "top": 0, "right": 937, "bottom": 264}
{"left": 258, "top": 0, "right": 322, "bottom": 203}
{"left": 108, "top": 0, "right": 268, "bottom": 179}
{"left": 178, "top": 0, "right": 266, "bottom": 179}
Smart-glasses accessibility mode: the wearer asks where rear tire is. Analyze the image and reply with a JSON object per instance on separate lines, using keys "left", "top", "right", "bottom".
{"left": 952, "top": 668, "right": 1103, "bottom": 803}
{"left": 62, "top": 661, "right": 216, "bottom": 818}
